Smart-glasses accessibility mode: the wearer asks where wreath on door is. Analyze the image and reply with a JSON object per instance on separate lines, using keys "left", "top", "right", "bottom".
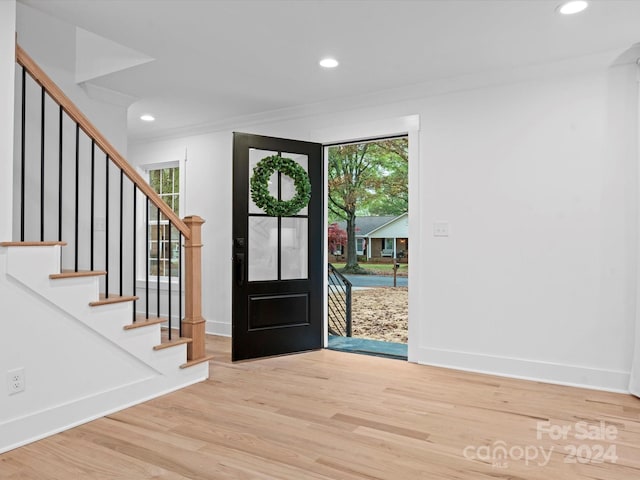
{"left": 250, "top": 155, "right": 311, "bottom": 217}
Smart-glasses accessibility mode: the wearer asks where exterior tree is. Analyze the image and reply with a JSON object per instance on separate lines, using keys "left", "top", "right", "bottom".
{"left": 327, "top": 223, "right": 347, "bottom": 255}
{"left": 364, "top": 139, "right": 408, "bottom": 216}
{"left": 327, "top": 137, "right": 408, "bottom": 272}
{"left": 328, "top": 143, "right": 372, "bottom": 272}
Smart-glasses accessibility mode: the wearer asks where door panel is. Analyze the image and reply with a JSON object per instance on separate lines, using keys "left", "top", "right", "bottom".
{"left": 232, "top": 132, "right": 322, "bottom": 361}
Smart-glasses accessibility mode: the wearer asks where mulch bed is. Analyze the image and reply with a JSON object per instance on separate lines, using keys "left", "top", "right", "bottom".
{"left": 351, "top": 287, "right": 408, "bottom": 343}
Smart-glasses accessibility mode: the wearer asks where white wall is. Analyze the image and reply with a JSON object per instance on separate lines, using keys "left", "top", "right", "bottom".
{"left": 417, "top": 65, "right": 637, "bottom": 392}
{"left": 0, "top": 0, "right": 16, "bottom": 241}
{"left": 16, "top": 3, "right": 128, "bottom": 154}
{"left": 130, "top": 56, "right": 638, "bottom": 392}
{"left": 129, "top": 132, "right": 233, "bottom": 335}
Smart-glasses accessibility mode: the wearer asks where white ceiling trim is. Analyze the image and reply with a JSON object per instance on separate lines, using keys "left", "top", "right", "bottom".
{"left": 129, "top": 47, "right": 624, "bottom": 145}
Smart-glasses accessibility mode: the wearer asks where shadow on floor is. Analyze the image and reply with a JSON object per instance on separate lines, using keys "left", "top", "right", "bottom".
{"left": 327, "top": 335, "right": 407, "bottom": 360}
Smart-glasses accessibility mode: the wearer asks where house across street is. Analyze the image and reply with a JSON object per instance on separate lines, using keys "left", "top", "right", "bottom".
{"left": 332, "top": 213, "right": 409, "bottom": 262}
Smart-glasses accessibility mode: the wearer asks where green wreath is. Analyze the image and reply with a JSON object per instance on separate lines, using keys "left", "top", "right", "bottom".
{"left": 250, "top": 155, "right": 311, "bottom": 216}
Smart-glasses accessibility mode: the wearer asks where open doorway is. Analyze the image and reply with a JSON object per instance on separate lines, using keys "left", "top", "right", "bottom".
{"left": 326, "top": 136, "right": 408, "bottom": 359}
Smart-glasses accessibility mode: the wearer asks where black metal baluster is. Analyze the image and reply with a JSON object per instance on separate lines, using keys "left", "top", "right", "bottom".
{"left": 145, "top": 197, "right": 149, "bottom": 319}
{"left": 327, "top": 268, "right": 339, "bottom": 335}
{"left": 327, "top": 264, "right": 352, "bottom": 337}
{"left": 20, "top": 67, "right": 25, "bottom": 241}
{"left": 105, "top": 154, "right": 109, "bottom": 298}
{"left": 157, "top": 206, "right": 161, "bottom": 320}
{"left": 168, "top": 223, "right": 172, "bottom": 340}
{"left": 133, "top": 185, "right": 137, "bottom": 322}
{"left": 74, "top": 124, "right": 79, "bottom": 272}
{"left": 90, "top": 141, "right": 95, "bottom": 270}
{"left": 346, "top": 281, "right": 352, "bottom": 337}
{"left": 179, "top": 232, "right": 183, "bottom": 338}
{"left": 58, "top": 105, "right": 63, "bottom": 242}
{"left": 119, "top": 170, "right": 123, "bottom": 297}
{"left": 40, "top": 86, "right": 45, "bottom": 241}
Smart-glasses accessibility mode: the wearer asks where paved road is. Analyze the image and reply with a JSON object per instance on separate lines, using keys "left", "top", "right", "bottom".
{"left": 343, "top": 274, "right": 408, "bottom": 288}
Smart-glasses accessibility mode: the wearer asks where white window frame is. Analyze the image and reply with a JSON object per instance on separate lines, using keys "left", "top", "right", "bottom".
{"left": 136, "top": 159, "right": 185, "bottom": 287}
{"left": 356, "top": 237, "right": 365, "bottom": 255}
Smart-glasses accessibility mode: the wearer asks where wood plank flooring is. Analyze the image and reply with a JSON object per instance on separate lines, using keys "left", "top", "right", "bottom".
{"left": 1, "top": 335, "right": 639, "bottom": 479}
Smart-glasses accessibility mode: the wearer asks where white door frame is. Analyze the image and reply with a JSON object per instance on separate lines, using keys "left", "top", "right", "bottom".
{"left": 311, "top": 115, "right": 420, "bottom": 360}
{"left": 631, "top": 64, "right": 640, "bottom": 397}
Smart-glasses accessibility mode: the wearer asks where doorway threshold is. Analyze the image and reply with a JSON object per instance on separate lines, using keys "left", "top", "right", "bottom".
{"left": 327, "top": 335, "right": 407, "bottom": 360}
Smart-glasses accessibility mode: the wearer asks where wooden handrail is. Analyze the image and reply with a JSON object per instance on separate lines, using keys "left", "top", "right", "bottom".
{"left": 15, "top": 44, "right": 190, "bottom": 239}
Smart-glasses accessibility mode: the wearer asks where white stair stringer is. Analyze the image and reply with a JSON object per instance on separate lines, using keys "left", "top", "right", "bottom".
{"left": 3, "top": 244, "right": 208, "bottom": 377}
{"left": 0, "top": 243, "right": 209, "bottom": 454}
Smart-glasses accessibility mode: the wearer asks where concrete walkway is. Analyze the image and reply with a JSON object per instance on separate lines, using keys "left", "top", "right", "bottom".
{"left": 327, "top": 335, "right": 408, "bottom": 359}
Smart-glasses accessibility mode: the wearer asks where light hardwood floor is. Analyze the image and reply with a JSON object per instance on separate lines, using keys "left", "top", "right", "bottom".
{"left": 2, "top": 335, "right": 639, "bottom": 479}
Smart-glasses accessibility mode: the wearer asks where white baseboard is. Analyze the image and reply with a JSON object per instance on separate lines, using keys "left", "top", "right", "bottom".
{"left": 416, "top": 347, "right": 630, "bottom": 394}
{"left": 0, "top": 363, "right": 208, "bottom": 454}
{"left": 206, "top": 319, "right": 231, "bottom": 337}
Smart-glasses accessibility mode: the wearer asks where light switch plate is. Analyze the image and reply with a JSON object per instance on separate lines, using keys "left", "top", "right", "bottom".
{"left": 433, "top": 222, "right": 449, "bottom": 237}
{"left": 95, "top": 217, "right": 106, "bottom": 232}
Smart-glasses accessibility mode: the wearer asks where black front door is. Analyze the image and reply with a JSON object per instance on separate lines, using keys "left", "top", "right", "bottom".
{"left": 232, "top": 132, "right": 323, "bottom": 361}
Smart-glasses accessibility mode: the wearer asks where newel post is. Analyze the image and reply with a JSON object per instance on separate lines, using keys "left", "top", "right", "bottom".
{"left": 183, "top": 215, "right": 206, "bottom": 360}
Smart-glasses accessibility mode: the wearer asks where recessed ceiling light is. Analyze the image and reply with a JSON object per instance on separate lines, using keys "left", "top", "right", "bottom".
{"left": 558, "top": 1, "right": 588, "bottom": 15}
{"left": 140, "top": 114, "right": 155, "bottom": 122}
{"left": 319, "top": 58, "right": 339, "bottom": 68}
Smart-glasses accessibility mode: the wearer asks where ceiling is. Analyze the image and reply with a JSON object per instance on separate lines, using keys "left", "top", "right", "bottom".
{"left": 19, "top": 0, "right": 640, "bottom": 142}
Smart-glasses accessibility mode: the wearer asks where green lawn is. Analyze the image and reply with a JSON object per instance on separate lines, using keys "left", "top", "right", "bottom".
{"left": 331, "top": 262, "right": 408, "bottom": 274}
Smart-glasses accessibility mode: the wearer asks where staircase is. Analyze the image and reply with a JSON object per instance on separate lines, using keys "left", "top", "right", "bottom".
{"left": 0, "top": 44, "right": 211, "bottom": 453}
{"left": 2, "top": 242, "right": 206, "bottom": 373}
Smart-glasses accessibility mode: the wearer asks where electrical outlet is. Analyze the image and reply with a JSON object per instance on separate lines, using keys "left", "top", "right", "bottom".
{"left": 7, "top": 368, "right": 25, "bottom": 395}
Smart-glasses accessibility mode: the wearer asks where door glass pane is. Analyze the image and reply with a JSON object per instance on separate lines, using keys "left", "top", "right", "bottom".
{"left": 281, "top": 217, "right": 308, "bottom": 280}
{"left": 280, "top": 153, "right": 308, "bottom": 216}
{"left": 249, "top": 216, "right": 278, "bottom": 281}
{"left": 249, "top": 148, "right": 278, "bottom": 214}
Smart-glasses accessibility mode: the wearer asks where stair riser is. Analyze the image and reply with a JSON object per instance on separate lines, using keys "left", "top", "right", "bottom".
{"left": 5, "top": 246, "right": 133, "bottom": 328}
{"left": 6, "top": 245, "right": 61, "bottom": 280}
{"left": 118, "top": 325, "right": 162, "bottom": 360}
{"left": 151, "top": 343, "right": 189, "bottom": 373}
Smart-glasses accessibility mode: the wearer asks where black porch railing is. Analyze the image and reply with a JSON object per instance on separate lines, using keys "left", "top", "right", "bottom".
{"left": 328, "top": 263, "right": 352, "bottom": 337}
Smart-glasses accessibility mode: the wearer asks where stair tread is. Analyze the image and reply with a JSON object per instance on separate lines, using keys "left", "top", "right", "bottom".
{"left": 1, "top": 241, "right": 67, "bottom": 247}
{"left": 180, "top": 355, "right": 214, "bottom": 369}
{"left": 153, "top": 337, "right": 193, "bottom": 351}
{"left": 124, "top": 316, "right": 166, "bottom": 330}
{"left": 50, "top": 270, "right": 107, "bottom": 279}
{"left": 89, "top": 294, "right": 138, "bottom": 307}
